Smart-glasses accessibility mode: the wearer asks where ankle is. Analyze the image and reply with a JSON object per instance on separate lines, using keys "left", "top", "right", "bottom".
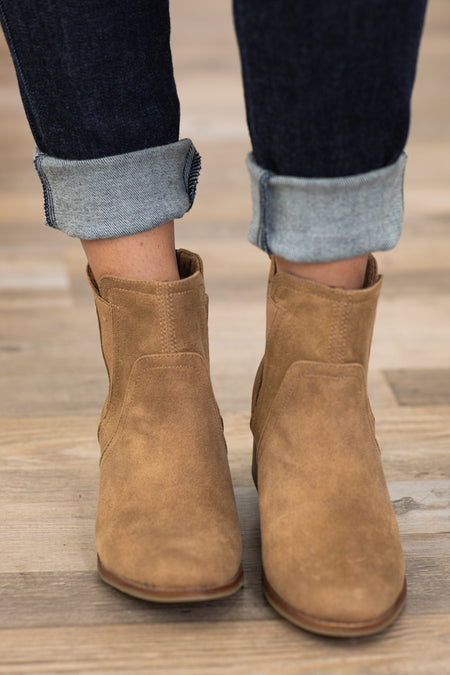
{"left": 81, "top": 220, "right": 180, "bottom": 282}
{"left": 274, "top": 254, "right": 370, "bottom": 290}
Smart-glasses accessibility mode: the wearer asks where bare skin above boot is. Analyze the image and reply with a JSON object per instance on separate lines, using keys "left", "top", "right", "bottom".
{"left": 252, "top": 256, "right": 406, "bottom": 637}
{"left": 89, "top": 249, "right": 243, "bottom": 602}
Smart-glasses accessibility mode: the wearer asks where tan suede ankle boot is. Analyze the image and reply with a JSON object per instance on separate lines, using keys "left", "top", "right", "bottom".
{"left": 89, "top": 249, "right": 243, "bottom": 602}
{"left": 252, "top": 256, "right": 405, "bottom": 636}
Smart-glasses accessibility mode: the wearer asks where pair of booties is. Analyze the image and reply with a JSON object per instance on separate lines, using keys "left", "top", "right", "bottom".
{"left": 89, "top": 249, "right": 405, "bottom": 637}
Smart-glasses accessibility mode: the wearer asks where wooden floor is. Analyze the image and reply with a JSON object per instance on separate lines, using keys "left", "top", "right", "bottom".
{"left": 1, "top": 1, "right": 449, "bottom": 673}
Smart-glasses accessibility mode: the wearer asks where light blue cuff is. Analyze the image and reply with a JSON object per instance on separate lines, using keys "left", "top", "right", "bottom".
{"left": 33, "top": 139, "right": 201, "bottom": 239}
{"left": 247, "top": 152, "right": 407, "bottom": 262}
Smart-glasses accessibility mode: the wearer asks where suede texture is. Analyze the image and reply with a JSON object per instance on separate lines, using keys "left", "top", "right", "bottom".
{"left": 252, "top": 256, "right": 405, "bottom": 629}
{"left": 89, "top": 250, "right": 242, "bottom": 593}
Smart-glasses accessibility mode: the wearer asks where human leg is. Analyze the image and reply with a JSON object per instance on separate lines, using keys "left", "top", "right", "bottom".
{"left": 233, "top": 0, "right": 427, "bottom": 635}
{"left": 274, "top": 255, "right": 369, "bottom": 290}
{"left": 81, "top": 222, "right": 180, "bottom": 282}
{"left": 234, "top": 0, "right": 427, "bottom": 280}
{"left": 0, "top": 0, "right": 242, "bottom": 599}
{"left": 0, "top": 0, "right": 191, "bottom": 282}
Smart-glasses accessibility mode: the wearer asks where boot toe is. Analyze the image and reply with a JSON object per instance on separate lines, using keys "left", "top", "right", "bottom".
{"left": 97, "top": 522, "right": 243, "bottom": 600}
{"left": 266, "top": 568, "right": 405, "bottom": 624}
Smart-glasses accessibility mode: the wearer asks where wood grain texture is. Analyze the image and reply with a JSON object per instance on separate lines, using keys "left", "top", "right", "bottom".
{"left": 1, "top": 0, "right": 450, "bottom": 672}
{"left": 0, "top": 616, "right": 449, "bottom": 675}
{"left": 0, "top": 533, "right": 448, "bottom": 631}
{"left": 384, "top": 368, "right": 450, "bottom": 406}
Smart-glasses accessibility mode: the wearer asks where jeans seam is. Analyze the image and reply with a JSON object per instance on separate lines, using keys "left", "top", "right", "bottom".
{"left": 183, "top": 142, "right": 201, "bottom": 210}
{"left": 33, "top": 153, "right": 56, "bottom": 228}
{"left": 259, "top": 170, "right": 272, "bottom": 254}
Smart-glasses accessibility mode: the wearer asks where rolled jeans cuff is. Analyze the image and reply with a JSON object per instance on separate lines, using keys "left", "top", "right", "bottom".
{"left": 33, "top": 139, "right": 201, "bottom": 239}
{"left": 246, "top": 152, "right": 407, "bottom": 262}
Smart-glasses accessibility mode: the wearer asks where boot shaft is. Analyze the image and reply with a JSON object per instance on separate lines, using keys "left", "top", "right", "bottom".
{"left": 265, "top": 254, "right": 381, "bottom": 369}
{"left": 252, "top": 255, "right": 382, "bottom": 439}
{"left": 88, "top": 249, "right": 210, "bottom": 448}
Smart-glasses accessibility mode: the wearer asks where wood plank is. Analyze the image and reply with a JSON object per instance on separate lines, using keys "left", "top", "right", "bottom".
{"left": 384, "top": 369, "right": 450, "bottom": 406}
{"left": 0, "top": 470, "right": 448, "bottom": 615}
{"left": 389, "top": 481, "right": 449, "bottom": 534}
{"left": 0, "top": 290, "right": 72, "bottom": 310}
{"left": 383, "top": 269, "right": 450, "bottom": 298}
{"left": 371, "top": 295, "right": 450, "bottom": 371}
{"left": 0, "top": 260, "right": 69, "bottom": 291}
{"left": 0, "top": 569, "right": 270, "bottom": 630}
{"left": 0, "top": 615, "right": 449, "bottom": 674}
{"left": 225, "top": 406, "right": 450, "bottom": 485}
{"left": 375, "top": 406, "right": 450, "bottom": 481}
{"left": 2, "top": 401, "right": 450, "bottom": 485}
{"left": 403, "top": 534, "right": 450, "bottom": 615}
{"left": 0, "top": 533, "right": 447, "bottom": 630}
{"left": 1, "top": 414, "right": 448, "bottom": 554}
{"left": 368, "top": 370, "right": 399, "bottom": 408}
{"left": 0, "top": 374, "right": 106, "bottom": 417}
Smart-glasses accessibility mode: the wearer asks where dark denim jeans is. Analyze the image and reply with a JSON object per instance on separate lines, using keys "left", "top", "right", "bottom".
{"left": 0, "top": 0, "right": 427, "bottom": 174}
{"left": 0, "top": 1, "right": 428, "bottom": 260}
{"left": 0, "top": 0, "right": 180, "bottom": 160}
{"left": 234, "top": 0, "right": 428, "bottom": 178}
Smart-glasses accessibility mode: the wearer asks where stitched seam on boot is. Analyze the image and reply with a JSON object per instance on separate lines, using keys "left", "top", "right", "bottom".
{"left": 328, "top": 299, "right": 339, "bottom": 362}
{"left": 99, "top": 270, "right": 203, "bottom": 294}
{"left": 167, "top": 292, "right": 177, "bottom": 353}
{"left": 157, "top": 286, "right": 169, "bottom": 353}
{"left": 102, "top": 287, "right": 198, "bottom": 299}
{"left": 337, "top": 297, "right": 351, "bottom": 364}
{"left": 171, "top": 289, "right": 198, "bottom": 296}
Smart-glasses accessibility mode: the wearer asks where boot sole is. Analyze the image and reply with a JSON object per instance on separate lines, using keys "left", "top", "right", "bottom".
{"left": 263, "top": 572, "right": 407, "bottom": 638}
{"left": 98, "top": 556, "right": 244, "bottom": 603}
